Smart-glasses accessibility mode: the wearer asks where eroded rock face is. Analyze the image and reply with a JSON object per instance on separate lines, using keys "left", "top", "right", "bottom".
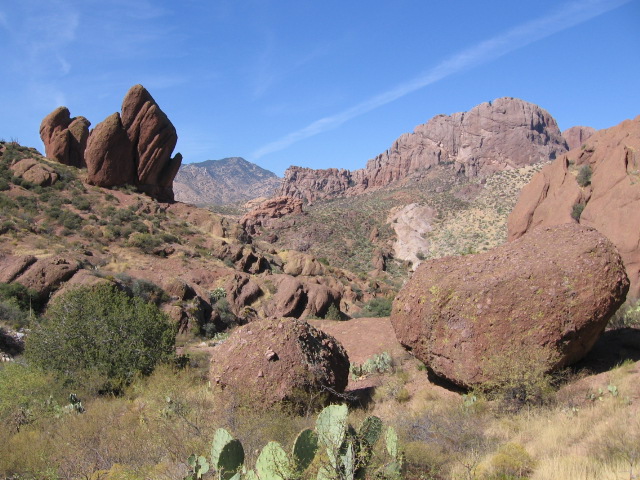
{"left": 209, "top": 317, "right": 349, "bottom": 408}
{"left": 508, "top": 116, "right": 640, "bottom": 298}
{"left": 39, "top": 107, "right": 91, "bottom": 167}
{"left": 391, "top": 224, "right": 629, "bottom": 388}
{"left": 279, "top": 98, "right": 567, "bottom": 201}
{"left": 266, "top": 275, "right": 341, "bottom": 319}
{"left": 241, "top": 196, "right": 303, "bottom": 234}
{"left": 13, "top": 256, "right": 81, "bottom": 302}
{"left": 563, "top": 126, "right": 596, "bottom": 150}
{"left": 85, "top": 84, "right": 182, "bottom": 201}
{"left": 85, "top": 113, "right": 136, "bottom": 187}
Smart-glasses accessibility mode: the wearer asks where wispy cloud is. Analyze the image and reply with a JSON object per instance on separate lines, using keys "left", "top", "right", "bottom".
{"left": 252, "top": 0, "right": 631, "bottom": 159}
{"left": 251, "top": 33, "right": 331, "bottom": 99}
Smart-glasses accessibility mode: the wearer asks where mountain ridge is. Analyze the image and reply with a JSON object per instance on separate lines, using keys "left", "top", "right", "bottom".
{"left": 173, "top": 156, "right": 281, "bottom": 206}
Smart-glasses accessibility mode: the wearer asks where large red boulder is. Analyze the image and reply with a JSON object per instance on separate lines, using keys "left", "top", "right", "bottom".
{"left": 39, "top": 107, "right": 90, "bottom": 167}
{"left": 84, "top": 84, "right": 182, "bottom": 201}
{"left": 391, "top": 224, "right": 629, "bottom": 388}
{"left": 85, "top": 113, "right": 136, "bottom": 187}
{"left": 508, "top": 116, "right": 640, "bottom": 298}
{"left": 209, "top": 318, "right": 349, "bottom": 408}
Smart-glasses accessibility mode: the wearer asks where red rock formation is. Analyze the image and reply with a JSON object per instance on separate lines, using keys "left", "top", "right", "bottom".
{"left": 508, "top": 116, "right": 640, "bottom": 298}
{"left": 391, "top": 224, "right": 628, "bottom": 388}
{"left": 85, "top": 113, "right": 136, "bottom": 187}
{"left": 39, "top": 107, "right": 91, "bottom": 167}
{"left": 209, "top": 317, "right": 349, "bottom": 409}
{"left": 241, "top": 195, "right": 303, "bottom": 234}
{"left": 10, "top": 158, "right": 59, "bottom": 187}
{"left": 563, "top": 126, "right": 596, "bottom": 150}
{"left": 279, "top": 98, "right": 567, "bottom": 201}
{"left": 85, "top": 84, "right": 182, "bottom": 201}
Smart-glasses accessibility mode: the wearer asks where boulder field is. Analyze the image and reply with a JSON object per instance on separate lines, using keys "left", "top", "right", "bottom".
{"left": 391, "top": 224, "right": 629, "bottom": 388}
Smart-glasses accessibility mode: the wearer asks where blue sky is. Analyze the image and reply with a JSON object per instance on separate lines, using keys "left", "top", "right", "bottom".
{"left": 1, "top": 0, "right": 638, "bottom": 176}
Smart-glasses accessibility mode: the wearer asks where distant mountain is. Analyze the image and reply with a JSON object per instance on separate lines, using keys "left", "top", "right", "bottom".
{"left": 279, "top": 97, "right": 568, "bottom": 202}
{"left": 174, "top": 157, "right": 281, "bottom": 206}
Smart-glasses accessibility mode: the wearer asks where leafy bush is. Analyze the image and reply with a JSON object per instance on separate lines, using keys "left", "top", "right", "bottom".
{"left": 25, "top": 284, "right": 176, "bottom": 392}
{"left": 355, "top": 296, "right": 393, "bottom": 318}
{"left": 576, "top": 164, "right": 592, "bottom": 187}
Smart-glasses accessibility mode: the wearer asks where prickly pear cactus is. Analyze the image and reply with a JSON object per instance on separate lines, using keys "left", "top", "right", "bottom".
{"left": 211, "top": 428, "right": 235, "bottom": 466}
{"left": 185, "top": 454, "right": 210, "bottom": 480}
{"left": 385, "top": 426, "right": 398, "bottom": 459}
{"left": 218, "top": 439, "right": 244, "bottom": 480}
{"left": 358, "top": 416, "right": 382, "bottom": 447}
{"left": 316, "top": 404, "right": 348, "bottom": 454}
{"left": 256, "top": 441, "right": 292, "bottom": 480}
{"left": 292, "top": 428, "right": 318, "bottom": 472}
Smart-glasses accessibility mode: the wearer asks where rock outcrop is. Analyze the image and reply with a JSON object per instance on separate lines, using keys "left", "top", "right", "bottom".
{"left": 39, "top": 107, "right": 91, "bottom": 167}
{"left": 13, "top": 256, "right": 81, "bottom": 302}
{"left": 563, "top": 126, "right": 596, "bottom": 150}
{"left": 279, "top": 98, "right": 568, "bottom": 202}
{"left": 209, "top": 317, "right": 349, "bottom": 408}
{"left": 85, "top": 84, "right": 182, "bottom": 201}
{"left": 241, "top": 196, "right": 303, "bottom": 234}
{"left": 391, "top": 224, "right": 629, "bottom": 388}
{"left": 266, "top": 275, "right": 340, "bottom": 319}
{"left": 508, "top": 116, "right": 640, "bottom": 298}
{"left": 10, "top": 158, "right": 59, "bottom": 187}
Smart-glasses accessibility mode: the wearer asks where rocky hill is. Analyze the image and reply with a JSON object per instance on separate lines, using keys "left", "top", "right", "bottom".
{"left": 509, "top": 114, "right": 640, "bottom": 299}
{"left": 279, "top": 97, "right": 568, "bottom": 203}
{"left": 173, "top": 157, "right": 281, "bottom": 206}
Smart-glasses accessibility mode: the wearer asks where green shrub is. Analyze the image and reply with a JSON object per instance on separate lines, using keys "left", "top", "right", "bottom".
{"left": 25, "top": 284, "right": 176, "bottom": 392}
{"left": 71, "top": 196, "right": 91, "bottom": 211}
{"left": 355, "top": 296, "right": 394, "bottom": 318}
{"left": 127, "top": 232, "right": 163, "bottom": 254}
{"left": 323, "top": 303, "right": 341, "bottom": 320}
{"left": 576, "top": 164, "right": 592, "bottom": 187}
{"left": 609, "top": 299, "right": 640, "bottom": 329}
{"left": 571, "top": 202, "right": 585, "bottom": 221}
{"left": 0, "top": 282, "right": 41, "bottom": 312}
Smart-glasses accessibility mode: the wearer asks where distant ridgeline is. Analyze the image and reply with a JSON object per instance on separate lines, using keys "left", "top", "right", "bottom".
{"left": 173, "top": 157, "right": 281, "bottom": 206}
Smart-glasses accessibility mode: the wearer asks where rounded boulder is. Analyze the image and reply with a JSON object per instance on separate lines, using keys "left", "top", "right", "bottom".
{"left": 209, "top": 318, "right": 349, "bottom": 408}
{"left": 391, "top": 224, "right": 629, "bottom": 388}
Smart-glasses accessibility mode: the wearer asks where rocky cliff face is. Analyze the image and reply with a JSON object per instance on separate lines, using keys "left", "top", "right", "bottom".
{"left": 279, "top": 98, "right": 568, "bottom": 202}
{"left": 508, "top": 115, "right": 640, "bottom": 299}
{"left": 173, "top": 157, "right": 281, "bottom": 206}
{"left": 563, "top": 126, "right": 596, "bottom": 150}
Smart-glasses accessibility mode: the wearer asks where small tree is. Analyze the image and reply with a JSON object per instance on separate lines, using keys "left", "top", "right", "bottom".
{"left": 25, "top": 283, "right": 176, "bottom": 391}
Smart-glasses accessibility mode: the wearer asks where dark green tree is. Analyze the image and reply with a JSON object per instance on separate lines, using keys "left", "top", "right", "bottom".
{"left": 25, "top": 283, "right": 176, "bottom": 391}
